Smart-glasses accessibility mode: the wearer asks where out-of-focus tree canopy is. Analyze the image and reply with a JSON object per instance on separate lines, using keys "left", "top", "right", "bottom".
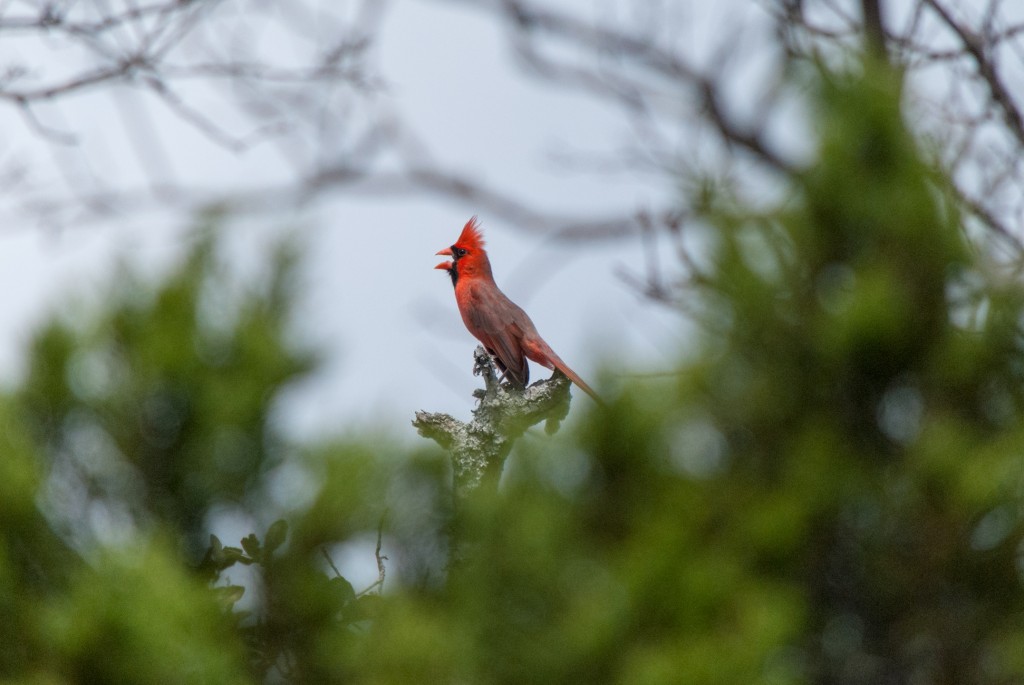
{"left": 3, "top": 48, "right": 1024, "bottom": 684}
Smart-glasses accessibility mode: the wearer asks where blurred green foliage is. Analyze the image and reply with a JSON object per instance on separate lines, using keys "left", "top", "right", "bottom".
{"left": 3, "top": 63, "right": 1024, "bottom": 684}
{"left": 20, "top": 227, "right": 313, "bottom": 558}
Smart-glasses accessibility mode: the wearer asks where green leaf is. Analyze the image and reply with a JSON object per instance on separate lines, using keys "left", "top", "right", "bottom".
{"left": 240, "top": 534, "right": 261, "bottom": 560}
{"left": 208, "top": 535, "right": 225, "bottom": 565}
{"left": 216, "top": 585, "right": 246, "bottom": 607}
{"left": 222, "top": 546, "right": 247, "bottom": 567}
{"left": 264, "top": 519, "right": 288, "bottom": 555}
{"left": 344, "top": 593, "right": 382, "bottom": 623}
{"left": 329, "top": 576, "right": 356, "bottom": 606}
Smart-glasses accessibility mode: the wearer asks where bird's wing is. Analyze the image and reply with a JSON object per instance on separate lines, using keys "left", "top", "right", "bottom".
{"left": 463, "top": 285, "right": 531, "bottom": 386}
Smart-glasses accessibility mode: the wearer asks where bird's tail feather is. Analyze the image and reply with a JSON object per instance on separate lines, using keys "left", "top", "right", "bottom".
{"left": 552, "top": 360, "right": 604, "bottom": 406}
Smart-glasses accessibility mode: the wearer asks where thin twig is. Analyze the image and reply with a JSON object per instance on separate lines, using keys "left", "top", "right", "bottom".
{"left": 924, "top": 0, "right": 1024, "bottom": 149}
{"left": 321, "top": 547, "right": 343, "bottom": 578}
{"left": 357, "top": 509, "right": 389, "bottom": 596}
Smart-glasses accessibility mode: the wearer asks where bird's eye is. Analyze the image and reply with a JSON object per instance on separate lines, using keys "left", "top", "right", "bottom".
{"left": 453, "top": 247, "right": 467, "bottom": 258}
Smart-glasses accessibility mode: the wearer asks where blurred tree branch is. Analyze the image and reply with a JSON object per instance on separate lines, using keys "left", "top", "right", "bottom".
{"left": 0, "top": 0, "right": 387, "bottom": 227}
{"left": 1, "top": 0, "right": 1023, "bottom": 266}
{"left": 429, "top": 0, "right": 1024, "bottom": 258}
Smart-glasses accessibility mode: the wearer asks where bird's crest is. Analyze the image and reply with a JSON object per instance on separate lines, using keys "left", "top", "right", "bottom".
{"left": 455, "top": 216, "right": 485, "bottom": 251}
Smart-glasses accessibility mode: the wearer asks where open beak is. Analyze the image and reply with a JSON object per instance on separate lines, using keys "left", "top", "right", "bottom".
{"left": 435, "top": 260, "right": 454, "bottom": 271}
{"left": 436, "top": 247, "right": 453, "bottom": 257}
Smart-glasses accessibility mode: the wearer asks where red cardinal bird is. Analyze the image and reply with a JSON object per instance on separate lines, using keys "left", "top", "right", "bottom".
{"left": 435, "top": 217, "right": 602, "bottom": 403}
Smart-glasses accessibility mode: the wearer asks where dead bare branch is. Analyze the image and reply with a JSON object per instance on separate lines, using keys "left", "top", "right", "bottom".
{"left": 923, "top": 0, "right": 1024, "bottom": 149}
{"left": 414, "top": 346, "right": 573, "bottom": 499}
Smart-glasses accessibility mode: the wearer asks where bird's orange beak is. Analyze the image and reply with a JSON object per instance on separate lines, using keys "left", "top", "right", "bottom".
{"left": 436, "top": 247, "right": 453, "bottom": 257}
{"left": 435, "top": 260, "right": 454, "bottom": 271}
